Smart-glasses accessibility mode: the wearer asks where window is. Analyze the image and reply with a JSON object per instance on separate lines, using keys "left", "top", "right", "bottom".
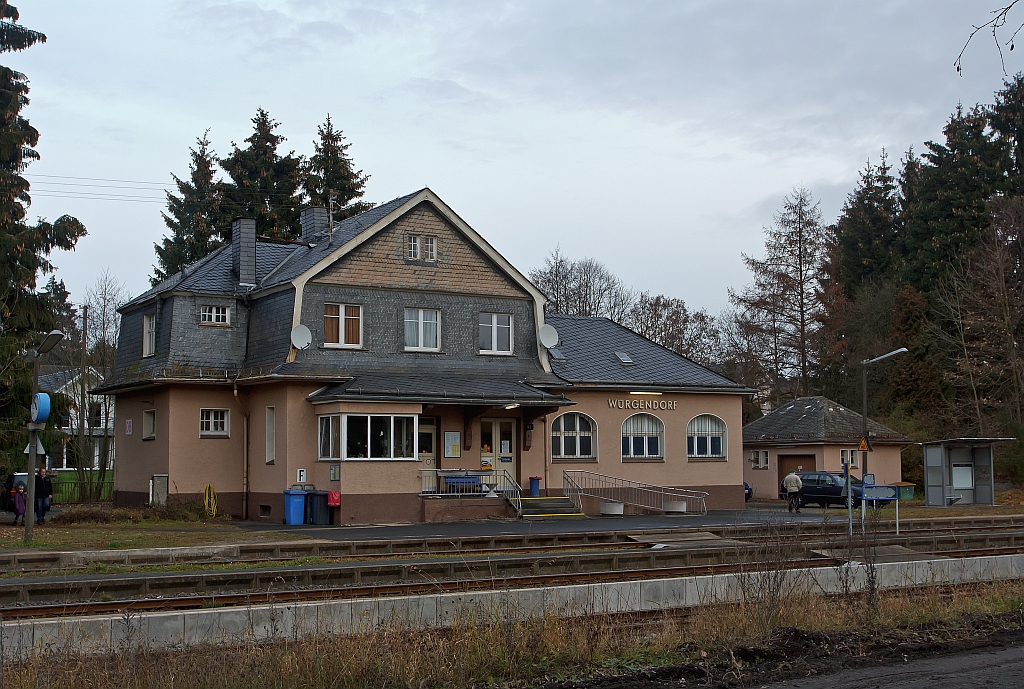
{"left": 266, "top": 407, "right": 276, "bottom": 464}
{"left": 687, "top": 414, "right": 726, "bottom": 458}
{"left": 407, "top": 235, "right": 437, "bottom": 261}
{"left": 750, "top": 450, "right": 768, "bottom": 469}
{"left": 200, "top": 409, "right": 229, "bottom": 437}
{"left": 479, "top": 313, "right": 513, "bottom": 354}
{"left": 324, "top": 303, "right": 362, "bottom": 347}
{"left": 404, "top": 308, "right": 440, "bottom": 351}
{"left": 840, "top": 449, "right": 860, "bottom": 469}
{"left": 318, "top": 414, "right": 417, "bottom": 460}
{"left": 142, "top": 409, "right": 156, "bottom": 440}
{"left": 551, "top": 412, "right": 596, "bottom": 459}
{"left": 143, "top": 313, "right": 155, "bottom": 357}
{"left": 201, "top": 305, "right": 229, "bottom": 325}
{"left": 621, "top": 413, "right": 664, "bottom": 459}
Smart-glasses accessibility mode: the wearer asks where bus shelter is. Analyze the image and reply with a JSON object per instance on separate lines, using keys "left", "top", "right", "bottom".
{"left": 922, "top": 438, "right": 1014, "bottom": 507}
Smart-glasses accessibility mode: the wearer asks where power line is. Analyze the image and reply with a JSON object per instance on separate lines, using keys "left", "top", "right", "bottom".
{"left": 25, "top": 173, "right": 171, "bottom": 185}
{"left": 29, "top": 192, "right": 165, "bottom": 204}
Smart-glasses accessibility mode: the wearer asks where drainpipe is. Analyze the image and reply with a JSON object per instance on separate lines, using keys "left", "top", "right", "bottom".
{"left": 234, "top": 381, "right": 250, "bottom": 521}
{"left": 543, "top": 416, "right": 550, "bottom": 496}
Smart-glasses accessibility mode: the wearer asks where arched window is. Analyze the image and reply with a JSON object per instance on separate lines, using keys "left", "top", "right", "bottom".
{"left": 687, "top": 414, "right": 726, "bottom": 458}
{"left": 621, "top": 413, "right": 664, "bottom": 459}
{"left": 551, "top": 413, "right": 596, "bottom": 459}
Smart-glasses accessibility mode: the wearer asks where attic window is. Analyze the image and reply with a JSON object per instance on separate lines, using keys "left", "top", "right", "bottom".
{"left": 615, "top": 351, "right": 633, "bottom": 365}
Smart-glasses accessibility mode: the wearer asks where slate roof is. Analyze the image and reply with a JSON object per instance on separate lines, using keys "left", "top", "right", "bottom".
{"left": 309, "top": 373, "right": 572, "bottom": 406}
{"left": 38, "top": 367, "right": 103, "bottom": 396}
{"left": 743, "top": 396, "right": 912, "bottom": 445}
{"left": 541, "top": 314, "right": 749, "bottom": 391}
{"left": 122, "top": 191, "right": 422, "bottom": 309}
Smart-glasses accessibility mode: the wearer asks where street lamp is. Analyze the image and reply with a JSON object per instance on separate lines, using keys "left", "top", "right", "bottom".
{"left": 25, "top": 329, "right": 65, "bottom": 543}
{"left": 861, "top": 347, "right": 908, "bottom": 481}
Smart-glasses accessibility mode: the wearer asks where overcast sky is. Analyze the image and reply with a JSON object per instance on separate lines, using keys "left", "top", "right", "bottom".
{"left": 10, "top": 1, "right": 1021, "bottom": 313}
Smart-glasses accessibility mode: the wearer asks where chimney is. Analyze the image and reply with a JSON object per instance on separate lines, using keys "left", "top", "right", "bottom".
{"left": 232, "top": 218, "right": 257, "bottom": 286}
{"left": 300, "top": 206, "right": 330, "bottom": 243}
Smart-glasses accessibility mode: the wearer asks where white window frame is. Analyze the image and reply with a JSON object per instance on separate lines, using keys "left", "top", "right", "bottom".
{"left": 750, "top": 450, "right": 769, "bottom": 469}
{"left": 621, "top": 413, "right": 665, "bottom": 460}
{"left": 479, "top": 313, "right": 513, "bottom": 355}
{"left": 266, "top": 407, "right": 276, "bottom": 464}
{"left": 142, "top": 409, "right": 156, "bottom": 440}
{"left": 686, "top": 414, "right": 727, "bottom": 459}
{"left": 324, "top": 303, "right": 363, "bottom": 348}
{"left": 200, "top": 305, "right": 230, "bottom": 325}
{"left": 551, "top": 412, "right": 597, "bottom": 460}
{"left": 840, "top": 448, "right": 860, "bottom": 469}
{"left": 200, "top": 408, "right": 230, "bottom": 437}
{"left": 421, "top": 236, "right": 437, "bottom": 261}
{"left": 404, "top": 308, "right": 441, "bottom": 351}
{"left": 318, "top": 413, "right": 419, "bottom": 461}
{"left": 143, "top": 313, "right": 156, "bottom": 358}
{"left": 407, "top": 235, "right": 420, "bottom": 260}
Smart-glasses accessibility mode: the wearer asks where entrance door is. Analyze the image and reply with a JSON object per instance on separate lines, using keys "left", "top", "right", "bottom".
{"left": 778, "top": 455, "right": 815, "bottom": 490}
{"left": 480, "top": 419, "right": 517, "bottom": 480}
{"left": 418, "top": 418, "right": 436, "bottom": 467}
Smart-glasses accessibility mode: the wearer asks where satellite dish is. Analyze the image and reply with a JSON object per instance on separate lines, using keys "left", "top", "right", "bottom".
{"left": 290, "top": 324, "right": 312, "bottom": 350}
{"left": 538, "top": 323, "right": 559, "bottom": 349}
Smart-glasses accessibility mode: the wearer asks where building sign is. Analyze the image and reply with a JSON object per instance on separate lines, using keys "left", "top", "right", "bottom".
{"left": 608, "top": 398, "right": 677, "bottom": 411}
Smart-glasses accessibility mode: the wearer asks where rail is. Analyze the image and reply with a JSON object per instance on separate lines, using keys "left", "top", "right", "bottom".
{"left": 563, "top": 469, "right": 709, "bottom": 515}
{"left": 419, "top": 468, "right": 522, "bottom": 515}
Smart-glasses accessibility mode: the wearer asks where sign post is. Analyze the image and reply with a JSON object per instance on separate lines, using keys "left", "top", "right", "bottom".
{"left": 862, "top": 484, "right": 900, "bottom": 535}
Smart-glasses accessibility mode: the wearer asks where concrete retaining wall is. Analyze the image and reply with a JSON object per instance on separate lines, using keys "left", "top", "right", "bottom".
{"left": 4, "top": 553, "right": 1024, "bottom": 661}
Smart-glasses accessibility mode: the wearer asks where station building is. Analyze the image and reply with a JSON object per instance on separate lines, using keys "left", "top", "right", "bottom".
{"left": 100, "top": 189, "right": 751, "bottom": 523}
{"left": 742, "top": 396, "right": 911, "bottom": 500}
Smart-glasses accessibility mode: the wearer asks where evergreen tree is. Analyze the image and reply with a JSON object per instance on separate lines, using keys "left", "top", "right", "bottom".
{"left": 219, "top": 109, "right": 304, "bottom": 240}
{"left": 152, "top": 131, "right": 223, "bottom": 284}
{"left": 988, "top": 73, "right": 1024, "bottom": 189}
{"left": 900, "top": 106, "right": 1011, "bottom": 293}
{"left": 833, "top": 151, "right": 901, "bottom": 295}
{"left": 0, "top": 2, "right": 86, "bottom": 467}
{"left": 303, "top": 115, "right": 371, "bottom": 221}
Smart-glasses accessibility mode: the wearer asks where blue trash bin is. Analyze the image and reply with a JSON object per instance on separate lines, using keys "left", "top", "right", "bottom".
{"left": 529, "top": 476, "right": 541, "bottom": 498}
{"left": 283, "top": 490, "right": 307, "bottom": 525}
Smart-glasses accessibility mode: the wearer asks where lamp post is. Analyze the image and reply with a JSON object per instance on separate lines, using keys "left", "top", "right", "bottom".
{"left": 860, "top": 348, "right": 908, "bottom": 480}
{"left": 25, "top": 330, "right": 65, "bottom": 543}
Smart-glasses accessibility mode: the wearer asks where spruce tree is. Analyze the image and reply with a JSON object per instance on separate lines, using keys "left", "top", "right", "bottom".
{"left": 152, "top": 131, "right": 223, "bottom": 283}
{"left": 0, "top": 2, "right": 86, "bottom": 466}
{"left": 989, "top": 73, "right": 1024, "bottom": 188}
{"left": 833, "top": 151, "right": 901, "bottom": 295}
{"left": 900, "top": 106, "right": 1011, "bottom": 293}
{"left": 219, "top": 109, "right": 304, "bottom": 240}
{"left": 303, "top": 115, "right": 371, "bottom": 221}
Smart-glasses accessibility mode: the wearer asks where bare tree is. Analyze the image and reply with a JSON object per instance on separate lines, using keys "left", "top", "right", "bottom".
{"left": 529, "top": 248, "right": 635, "bottom": 322}
{"left": 625, "top": 292, "right": 721, "bottom": 367}
{"left": 957, "top": 2, "right": 1024, "bottom": 76}
{"left": 730, "top": 187, "right": 829, "bottom": 398}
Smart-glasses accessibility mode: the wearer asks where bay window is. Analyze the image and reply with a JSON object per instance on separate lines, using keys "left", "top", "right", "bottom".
{"left": 319, "top": 414, "right": 417, "bottom": 460}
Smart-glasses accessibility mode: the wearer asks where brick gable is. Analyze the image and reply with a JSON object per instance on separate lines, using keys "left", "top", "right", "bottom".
{"left": 310, "top": 203, "right": 529, "bottom": 298}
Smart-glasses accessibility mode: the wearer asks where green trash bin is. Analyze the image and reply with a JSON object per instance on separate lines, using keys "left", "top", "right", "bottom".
{"left": 894, "top": 482, "right": 916, "bottom": 501}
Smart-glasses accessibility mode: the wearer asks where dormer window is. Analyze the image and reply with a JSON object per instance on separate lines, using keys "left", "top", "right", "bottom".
{"left": 142, "top": 313, "right": 155, "bottom": 357}
{"left": 407, "top": 235, "right": 437, "bottom": 262}
{"left": 324, "top": 303, "right": 362, "bottom": 348}
{"left": 200, "top": 305, "right": 229, "bottom": 325}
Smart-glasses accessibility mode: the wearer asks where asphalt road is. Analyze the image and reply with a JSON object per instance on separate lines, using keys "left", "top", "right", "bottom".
{"left": 761, "top": 644, "right": 1024, "bottom": 688}
{"left": 240, "top": 504, "right": 845, "bottom": 541}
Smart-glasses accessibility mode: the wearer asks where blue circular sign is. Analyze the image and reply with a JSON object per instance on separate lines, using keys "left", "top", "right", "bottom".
{"left": 30, "top": 393, "right": 50, "bottom": 424}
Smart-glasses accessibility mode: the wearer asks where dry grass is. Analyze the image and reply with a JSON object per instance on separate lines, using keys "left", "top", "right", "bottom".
{"left": 4, "top": 579, "right": 1024, "bottom": 689}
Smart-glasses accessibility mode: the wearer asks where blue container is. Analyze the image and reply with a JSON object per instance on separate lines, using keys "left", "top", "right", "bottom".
{"left": 529, "top": 476, "right": 541, "bottom": 498}
{"left": 283, "top": 490, "right": 307, "bottom": 525}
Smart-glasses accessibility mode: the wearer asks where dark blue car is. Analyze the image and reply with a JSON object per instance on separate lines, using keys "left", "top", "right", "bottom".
{"left": 778, "top": 471, "right": 862, "bottom": 508}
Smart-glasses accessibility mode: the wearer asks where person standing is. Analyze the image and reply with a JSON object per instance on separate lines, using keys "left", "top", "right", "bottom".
{"left": 782, "top": 469, "right": 803, "bottom": 514}
{"left": 12, "top": 484, "right": 26, "bottom": 526}
{"left": 35, "top": 467, "right": 53, "bottom": 526}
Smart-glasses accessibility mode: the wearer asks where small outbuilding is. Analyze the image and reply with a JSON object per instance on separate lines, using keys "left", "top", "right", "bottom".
{"left": 921, "top": 438, "right": 1014, "bottom": 507}
{"left": 743, "top": 396, "right": 911, "bottom": 500}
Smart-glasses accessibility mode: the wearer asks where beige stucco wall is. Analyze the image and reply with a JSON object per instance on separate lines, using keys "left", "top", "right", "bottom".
{"left": 165, "top": 386, "right": 246, "bottom": 500}
{"left": 743, "top": 442, "right": 905, "bottom": 501}
{"left": 114, "top": 389, "right": 171, "bottom": 495}
{"left": 539, "top": 390, "right": 744, "bottom": 494}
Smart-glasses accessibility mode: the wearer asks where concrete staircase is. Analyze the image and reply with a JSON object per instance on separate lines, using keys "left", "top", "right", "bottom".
{"left": 519, "top": 496, "right": 585, "bottom": 519}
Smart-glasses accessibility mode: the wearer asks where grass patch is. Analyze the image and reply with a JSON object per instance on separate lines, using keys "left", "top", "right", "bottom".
{"left": 4, "top": 578, "right": 1024, "bottom": 688}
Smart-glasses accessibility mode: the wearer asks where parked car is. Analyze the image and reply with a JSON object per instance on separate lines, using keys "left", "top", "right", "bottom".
{"left": 778, "top": 471, "right": 862, "bottom": 508}
{"left": 744, "top": 482, "right": 753, "bottom": 502}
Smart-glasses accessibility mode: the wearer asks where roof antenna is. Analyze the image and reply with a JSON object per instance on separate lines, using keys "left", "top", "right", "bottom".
{"left": 328, "top": 192, "right": 337, "bottom": 242}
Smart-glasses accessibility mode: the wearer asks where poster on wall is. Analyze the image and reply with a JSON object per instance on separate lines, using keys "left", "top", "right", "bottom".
{"left": 444, "top": 432, "right": 461, "bottom": 458}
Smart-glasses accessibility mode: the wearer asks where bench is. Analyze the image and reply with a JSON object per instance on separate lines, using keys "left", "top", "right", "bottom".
{"left": 443, "top": 476, "right": 482, "bottom": 494}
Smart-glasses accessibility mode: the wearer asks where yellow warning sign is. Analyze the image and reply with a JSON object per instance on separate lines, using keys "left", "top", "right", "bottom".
{"left": 858, "top": 438, "right": 869, "bottom": 452}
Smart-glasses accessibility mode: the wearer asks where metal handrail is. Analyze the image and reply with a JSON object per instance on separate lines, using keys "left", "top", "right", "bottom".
{"left": 418, "top": 468, "right": 522, "bottom": 515}
{"left": 563, "top": 469, "right": 708, "bottom": 515}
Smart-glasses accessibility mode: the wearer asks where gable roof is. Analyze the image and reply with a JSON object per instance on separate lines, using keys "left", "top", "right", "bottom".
{"left": 38, "top": 367, "right": 104, "bottom": 397}
{"left": 540, "top": 314, "right": 750, "bottom": 392}
{"left": 743, "top": 396, "right": 912, "bottom": 445}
